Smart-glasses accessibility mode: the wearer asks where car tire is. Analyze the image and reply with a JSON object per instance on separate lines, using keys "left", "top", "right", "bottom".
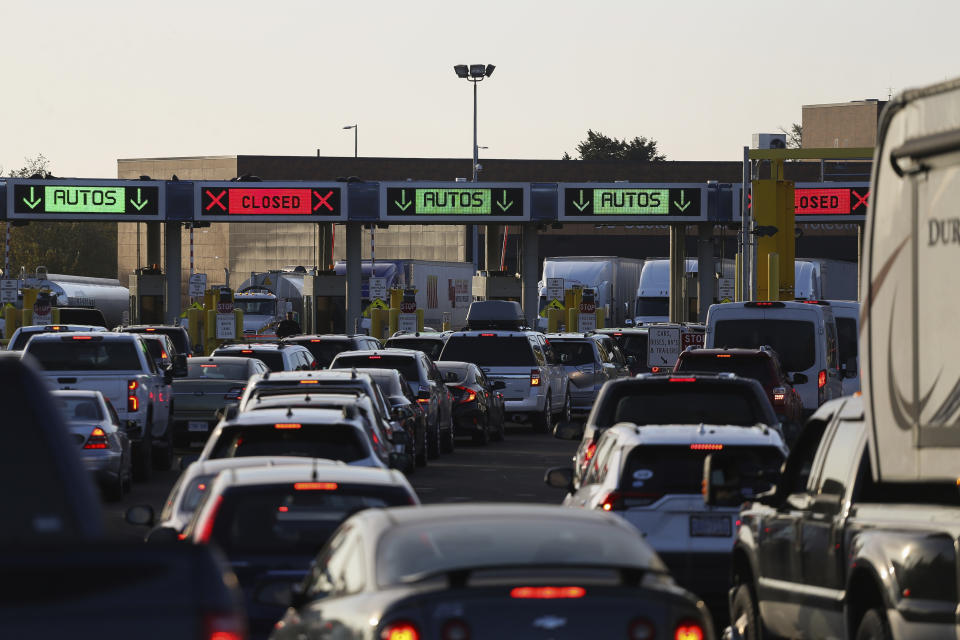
{"left": 415, "top": 425, "right": 428, "bottom": 467}
{"left": 855, "top": 609, "right": 892, "bottom": 640}
{"left": 552, "top": 393, "right": 572, "bottom": 435}
{"left": 730, "top": 583, "right": 770, "bottom": 640}
{"left": 132, "top": 431, "right": 152, "bottom": 483}
{"left": 103, "top": 472, "right": 124, "bottom": 503}
{"left": 472, "top": 417, "right": 490, "bottom": 445}
{"left": 532, "top": 395, "right": 551, "bottom": 433}
{"left": 427, "top": 416, "right": 441, "bottom": 460}
{"left": 152, "top": 422, "right": 174, "bottom": 471}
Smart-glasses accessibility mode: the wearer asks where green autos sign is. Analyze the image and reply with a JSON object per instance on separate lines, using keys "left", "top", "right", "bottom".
{"left": 381, "top": 182, "right": 528, "bottom": 222}
{"left": 560, "top": 183, "right": 706, "bottom": 222}
{"left": 8, "top": 179, "right": 164, "bottom": 220}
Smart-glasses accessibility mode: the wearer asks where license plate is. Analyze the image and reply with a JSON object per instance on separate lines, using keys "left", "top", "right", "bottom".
{"left": 188, "top": 421, "right": 209, "bottom": 432}
{"left": 690, "top": 515, "right": 731, "bottom": 537}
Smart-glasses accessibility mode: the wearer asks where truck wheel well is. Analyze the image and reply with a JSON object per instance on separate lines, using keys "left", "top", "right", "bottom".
{"left": 731, "top": 547, "right": 754, "bottom": 589}
{"left": 846, "top": 568, "right": 887, "bottom": 637}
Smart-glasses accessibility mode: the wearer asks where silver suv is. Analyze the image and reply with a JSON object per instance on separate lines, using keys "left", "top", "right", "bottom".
{"left": 439, "top": 330, "right": 569, "bottom": 431}
{"left": 545, "top": 333, "right": 630, "bottom": 417}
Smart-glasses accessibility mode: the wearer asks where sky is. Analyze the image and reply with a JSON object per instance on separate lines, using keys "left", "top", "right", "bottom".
{"left": 3, "top": 0, "right": 959, "bottom": 178}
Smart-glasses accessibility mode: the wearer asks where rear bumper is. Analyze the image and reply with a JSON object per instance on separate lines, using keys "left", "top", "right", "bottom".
{"left": 451, "top": 407, "right": 486, "bottom": 435}
{"left": 569, "top": 388, "right": 598, "bottom": 414}
{"left": 81, "top": 451, "right": 122, "bottom": 482}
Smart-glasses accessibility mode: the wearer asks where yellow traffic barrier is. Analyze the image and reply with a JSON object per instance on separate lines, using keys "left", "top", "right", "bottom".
{"left": 371, "top": 308, "right": 387, "bottom": 340}
{"left": 767, "top": 253, "right": 780, "bottom": 302}
{"left": 187, "top": 306, "right": 204, "bottom": 355}
{"left": 547, "top": 308, "right": 564, "bottom": 333}
{"left": 595, "top": 308, "right": 604, "bottom": 329}
{"left": 4, "top": 304, "right": 19, "bottom": 340}
{"left": 21, "top": 287, "right": 38, "bottom": 310}
{"left": 388, "top": 308, "right": 400, "bottom": 337}
{"left": 51, "top": 308, "right": 60, "bottom": 324}
{"left": 416, "top": 309, "right": 424, "bottom": 332}
{"left": 389, "top": 289, "right": 403, "bottom": 310}
{"left": 567, "top": 308, "right": 578, "bottom": 333}
{"left": 233, "top": 309, "right": 244, "bottom": 339}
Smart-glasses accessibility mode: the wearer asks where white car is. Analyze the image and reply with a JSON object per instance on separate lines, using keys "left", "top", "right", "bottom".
{"left": 549, "top": 422, "right": 786, "bottom": 612}
{"left": 7, "top": 324, "right": 107, "bottom": 351}
{"left": 824, "top": 299, "right": 860, "bottom": 395}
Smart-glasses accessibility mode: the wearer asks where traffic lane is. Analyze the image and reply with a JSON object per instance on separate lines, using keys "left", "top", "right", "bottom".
{"left": 411, "top": 426, "right": 578, "bottom": 504}
{"left": 103, "top": 465, "right": 183, "bottom": 542}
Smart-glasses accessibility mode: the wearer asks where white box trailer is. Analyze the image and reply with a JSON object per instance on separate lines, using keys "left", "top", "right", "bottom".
{"left": 537, "top": 257, "right": 644, "bottom": 328}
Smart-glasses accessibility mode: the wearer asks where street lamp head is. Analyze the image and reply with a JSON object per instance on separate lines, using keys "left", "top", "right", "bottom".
{"left": 342, "top": 125, "right": 356, "bottom": 130}
{"left": 454, "top": 64, "right": 469, "bottom": 78}
{"left": 484, "top": 64, "right": 495, "bottom": 77}
{"left": 469, "top": 64, "right": 486, "bottom": 79}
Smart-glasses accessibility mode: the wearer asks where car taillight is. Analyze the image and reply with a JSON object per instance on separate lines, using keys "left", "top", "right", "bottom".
{"left": 224, "top": 386, "right": 244, "bottom": 400}
{"left": 274, "top": 423, "right": 302, "bottom": 430}
{"left": 380, "top": 620, "right": 419, "bottom": 640}
{"left": 772, "top": 386, "right": 786, "bottom": 403}
{"left": 510, "top": 586, "right": 585, "bottom": 599}
{"left": 202, "top": 611, "right": 246, "bottom": 640}
{"left": 440, "top": 619, "right": 470, "bottom": 640}
{"left": 584, "top": 440, "right": 597, "bottom": 462}
{"left": 196, "top": 495, "right": 223, "bottom": 544}
{"left": 454, "top": 385, "right": 477, "bottom": 404}
{"left": 600, "top": 491, "right": 662, "bottom": 511}
{"left": 530, "top": 369, "right": 541, "bottom": 387}
{"left": 83, "top": 427, "right": 109, "bottom": 449}
{"left": 669, "top": 377, "right": 696, "bottom": 383}
{"left": 818, "top": 369, "right": 827, "bottom": 388}
{"left": 674, "top": 621, "right": 705, "bottom": 640}
{"left": 127, "top": 380, "right": 139, "bottom": 412}
{"left": 690, "top": 443, "right": 723, "bottom": 450}
{"left": 628, "top": 617, "right": 655, "bottom": 640}
{"left": 293, "top": 482, "right": 338, "bottom": 490}
{"left": 72, "top": 335, "right": 93, "bottom": 340}
{"left": 650, "top": 366, "right": 662, "bottom": 373}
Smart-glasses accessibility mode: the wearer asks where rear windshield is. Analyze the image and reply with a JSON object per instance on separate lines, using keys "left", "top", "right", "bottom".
{"left": 289, "top": 340, "right": 352, "bottom": 368}
{"left": 58, "top": 309, "right": 106, "bottom": 327}
{"left": 27, "top": 340, "right": 143, "bottom": 371}
{"left": 56, "top": 395, "right": 104, "bottom": 421}
{"left": 612, "top": 334, "right": 648, "bottom": 368}
{"left": 437, "top": 363, "right": 471, "bottom": 384}
{"left": 836, "top": 317, "right": 857, "bottom": 363}
{"left": 440, "top": 336, "right": 535, "bottom": 367}
{"left": 676, "top": 355, "right": 775, "bottom": 387}
{"left": 209, "top": 424, "right": 368, "bottom": 461}
{"left": 360, "top": 371, "right": 404, "bottom": 397}
{"left": 385, "top": 338, "right": 445, "bottom": 360}
{"left": 598, "top": 382, "right": 771, "bottom": 427}
{"left": 187, "top": 362, "right": 250, "bottom": 379}
{"left": 222, "top": 350, "right": 284, "bottom": 371}
{"left": 621, "top": 445, "right": 784, "bottom": 498}
{"left": 550, "top": 340, "right": 595, "bottom": 366}
{"left": 712, "top": 319, "right": 815, "bottom": 372}
{"left": 142, "top": 340, "right": 165, "bottom": 361}
{"left": 332, "top": 355, "right": 421, "bottom": 386}
{"left": 211, "top": 484, "right": 412, "bottom": 555}
{"left": 125, "top": 328, "right": 187, "bottom": 355}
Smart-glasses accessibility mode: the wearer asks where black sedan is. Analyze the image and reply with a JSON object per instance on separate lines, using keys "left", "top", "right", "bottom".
{"left": 353, "top": 368, "right": 429, "bottom": 468}
{"left": 436, "top": 360, "right": 505, "bottom": 444}
{"left": 267, "top": 503, "right": 713, "bottom": 640}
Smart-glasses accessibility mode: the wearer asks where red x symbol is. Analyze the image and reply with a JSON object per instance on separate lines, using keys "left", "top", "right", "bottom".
{"left": 205, "top": 189, "right": 227, "bottom": 211}
{"left": 852, "top": 189, "right": 870, "bottom": 211}
{"left": 313, "top": 190, "right": 334, "bottom": 212}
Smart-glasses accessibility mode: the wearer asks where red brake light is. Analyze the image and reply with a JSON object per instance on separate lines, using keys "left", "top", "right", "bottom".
{"left": 83, "top": 427, "right": 109, "bottom": 449}
{"left": 380, "top": 621, "right": 420, "bottom": 640}
{"left": 669, "top": 377, "right": 697, "bottom": 383}
{"left": 690, "top": 443, "right": 723, "bottom": 450}
{"left": 127, "top": 379, "right": 139, "bottom": 412}
{"left": 650, "top": 366, "right": 662, "bottom": 373}
{"left": 818, "top": 370, "right": 827, "bottom": 388}
{"left": 72, "top": 336, "right": 93, "bottom": 340}
{"left": 613, "top": 332, "right": 623, "bottom": 336}
{"left": 674, "top": 621, "right": 705, "bottom": 640}
{"left": 274, "top": 423, "right": 302, "bottom": 430}
{"left": 510, "top": 586, "right": 585, "bottom": 599}
{"left": 454, "top": 385, "right": 477, "bottom": 404}
{"left": 369, "top": 355, "right": 382, "bottom": 359}
{"left": 310, "top": 339, "right": 322, "bottom": 342}
{"left": 772, "top": 386, "right": 786, "bottom": 403}
{"left": 128, "top": 380, "right": 139, "bottom": 391}
{"left": 600, "top": 490, "right": 663, "bottom": 511}
{"left": 480, "top": 333, "right": 495, "bottom": 337}
{"left": 196, "top": 495, "right": 223, "bottom": 544}
{"left": 584, "top": 441, "right": 597, "bottom": 462}
{"left": 716, "top": 354, "right": 731, "bottom": 358}
{"left": 293, "top": 482, "right": 338, "bottom": 491}
{"left": 145, "top": 328, "right": 156, "bottom": 332}
{"left": 417, "top": 398, "right": 431, "bottom": 404}
{"left": 241, "top": 349, "right": 253, "bottom": 354}
{"left": 530, "top": 369, "right": 541, "bottom": 387}
{"left": 201, "top": 364, "right": 218, "bottom": 368}
{"left": 161, "top": 350, "right": 168, "bottom": 359}
{"left": 203, "top": 612, "right": 246, "bottom": 640}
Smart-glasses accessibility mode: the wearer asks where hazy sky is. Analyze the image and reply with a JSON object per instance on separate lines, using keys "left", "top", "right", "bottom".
{"left": 4, "top": 0, "right": 958, "bottom": 178}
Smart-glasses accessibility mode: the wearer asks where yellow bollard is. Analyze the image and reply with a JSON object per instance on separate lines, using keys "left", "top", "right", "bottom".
{"left": 388, "top": 308, "right": 399, "bottom": 337}
{"left": 595, "top": 308, "right": 604, "bottom": 330}
{"left": 233, "top": 308, "right": 244, "bottom": 339}
{"left": 4, "top": 304, "right": 19, "bottom": 340}
{"left": 416, "top": 309, "right": 424, "bottom": 332}
{"left": 567, "top": 308, "right": 578, "bottom": 333}
{"left": 205, "top": 309, "right": 218, "bottom": 354}
{"left": 187, "top": 307, "right": 204, "bottom": 355}
{"left": 389, "top": 289, "right": 403, "bottom": 310}
{"left": 51, "top": 308, "right": 60, "bottom": 324}
{"left": 371, "top": 308, "right": 387, "bottom": 340}
{"left": 767, "top": 253, "right": 780, "bottom": 302}
{"left": 547, "top": 308, "right": 564, "bottom": 333}
{"left": 21, "top": 288, "right": 38, "bottom": 311}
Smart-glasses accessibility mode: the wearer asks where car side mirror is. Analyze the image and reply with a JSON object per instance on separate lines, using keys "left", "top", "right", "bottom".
{"left": 125, "top": 504, "right": 155, "bottom": 527}
{"left": 702, "top": 452, "right": 781, "bottom": 507}
{"left": 492, "top": 380, "right": 506, "bottom": 390}
{"left": 544, "top": 466, "right": 574, "bottom": 492}
{"left": 791, "top": 373, "right": 809, "bottom": 385}
{"left": 172, "top": 354, "right": 189, "bottom": 377}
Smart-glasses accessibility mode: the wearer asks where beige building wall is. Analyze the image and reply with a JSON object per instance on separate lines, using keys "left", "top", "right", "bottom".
{"left": 802, "top": 100, "right": 884, "bottom": 148}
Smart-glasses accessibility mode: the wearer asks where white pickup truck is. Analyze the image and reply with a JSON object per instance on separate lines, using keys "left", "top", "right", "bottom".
{"left": 24, "top": 332, "right": 185, "bottom": 479}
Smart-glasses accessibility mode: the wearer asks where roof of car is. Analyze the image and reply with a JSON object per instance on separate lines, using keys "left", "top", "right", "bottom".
{"left": 377, "top": 502, "right": 645, "bottom": 527}
{"left": 250, "top": 393, "right": 370, "bottom": 409}
{"left": 51, "top": 389, "right": 106, "bottom": 399}
{"left": 284, "top": 334, "right": 370, "bottom": 341}
{"left": 225, "top": 406, "right": 362, "bottom": 425}
{"left": 335, "top": 349, "right": 421, "bottom": 358}
{"left": 215, "top": 343, "right": 287, "bottom": 351}
{"left": 16, "top": 324, "right": 107, "bottom": 333}
{"left": 387, "top": 332, "right": 449, "bottom": 340}
{"left": 27, "top": 331, "right": 142, "bottom": 342}
{"left": 545, "top": 333, "right": 600, "bottom": 340}
{"left": 253, "top": 370, "right": 373, "bottom": 382}
{"left": 447, "top": 330, "right": 539, "bottom": 337}
{"left": 681, "top": 347, "right": 775, "bottom": 358}
{"left": 189, "top": 356, "right": 264, "bottom": 366}
{"left": 188, "top": 455, "right": 340, "bottom": 477}
{"left": 120, "top": 325, "right": 186, "bottom": 331}
{"left": 604, "top": 423, "right": 787, "bottom": 450}
{"left": 211, "top": 463, "right": 409, "bottom": 490}
{"left": 596, "top": 327, "right": 648, "bottom": 335}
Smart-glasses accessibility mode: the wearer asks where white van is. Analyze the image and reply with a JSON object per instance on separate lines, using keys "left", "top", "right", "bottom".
{"left": 704, "top": 300, "right": 846, "bottom": 414}
{"left": 825, "top": 300, "right": 860, "bottom": 395}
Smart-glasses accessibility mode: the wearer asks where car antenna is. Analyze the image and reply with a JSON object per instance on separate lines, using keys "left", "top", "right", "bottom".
{"left": 312, "top": 456, "right": 319, "bottom": 481}
{"left": 287, "top": 406, "right": 293, "bottom": 417}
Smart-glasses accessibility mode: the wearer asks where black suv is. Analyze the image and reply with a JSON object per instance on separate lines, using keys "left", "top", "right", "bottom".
{"left": 117, "top": 325, "right": 191, "bottom": 357}
{"left": 283, "top": 334, "right": 382, "bottom": 368}
{"left": 384, "top": 332, "right": 451, "bottom": 361}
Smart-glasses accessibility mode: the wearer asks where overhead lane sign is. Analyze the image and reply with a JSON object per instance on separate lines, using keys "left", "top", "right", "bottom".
{"left": 8, "top": 179, "right": 164, "bottom": 221}
{"left": 559, "top": 183, "right": 706, "bottom": 222}
{"left": 732, "top": 182, "right": 869, "bottom": 223}
{"left": 196, "top": 182, "right": 346, "bottom": 222}
{"left": 380, "top": 182, "right": 529, "bottom": 222}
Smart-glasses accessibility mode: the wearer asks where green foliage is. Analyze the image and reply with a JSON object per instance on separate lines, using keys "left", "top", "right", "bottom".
{"left": 2, "top": 155, "right": 118, "bottom": 279}
{"left": 565, "top": 129, "right": 666, "bottom": 161}
{"left": 779, "top": 123, "right": 802, "bottom": 149}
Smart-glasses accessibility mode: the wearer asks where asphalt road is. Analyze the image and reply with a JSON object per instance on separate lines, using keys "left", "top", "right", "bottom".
{"left": 104, "top": 425, "right": 580, "bottom": 541}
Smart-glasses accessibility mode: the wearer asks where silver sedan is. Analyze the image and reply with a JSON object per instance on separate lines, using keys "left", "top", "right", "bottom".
{"left": 53, "top": 389, "right": 133, "bottom": 501}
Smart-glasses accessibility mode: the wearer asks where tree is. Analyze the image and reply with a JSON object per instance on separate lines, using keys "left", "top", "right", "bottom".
{"left": 564, "top": 129, "right": 666, "bottom": 161}
{"left": 2, "top": 155, "right": 118, "bottom": 279}
{"left": 779, "top": 123, "right": 802, "bottom": 149}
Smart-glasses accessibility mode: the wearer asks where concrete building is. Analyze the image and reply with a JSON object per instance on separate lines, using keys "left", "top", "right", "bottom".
{"left": 802, "top": 99, "right": 887, "bottom": 149}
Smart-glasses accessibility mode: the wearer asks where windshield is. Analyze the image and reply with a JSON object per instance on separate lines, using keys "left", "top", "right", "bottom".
{"left": 124, "top": 328, "right": 188, "bottom": 355}
{"left": 234, "top": 300, "right": 277, "bottom": 316}
{"left": 290, "top": 340, "right": 353, "bottom": 368}
{"left": 27, "top": 340, "right": 142, "bottom": 371}
{"left": 550, "top": 340, "right": 595, "bottom": 366}
{"left": 675, "top": 355, "right": 775, "bottom": 387}
{"left": 635, "top": 297, "right": 668, "bottom": 317}
{"left": 598, "top": 382, "right": 771, "bottom": 427}
{"left": 385, "top": 338, "right": 445, "bottom": 360}
{"left": 142, "top": 339, "right": 166, "bottom": 361}
{"left": 712, "top": 319, "right": 816, "bottom": 372}
{"left": 377, "top": 516, "right": 657, "bottom": 586}
{"left": 440, "top": 336, "right": 535, "bottom": 367}
{"left": 223, "top": 350, "right": 284, "bottom": 371}
{"left": 211, "top": 484, "right": 411, "bottom": 555}
{"left": 56, "top": 395, "right": 104, "bottom": 421}
{"left": 332, "top": 355, "right": 421, "bottom": 387}
{"left": 187, "top": 362, "right": 250, "bottom": 379}
{"left": 209, "top": 424, "right": 368, "bottom": 461}
{"left": 357, "top": 370, "right": 404, "bottom": 396}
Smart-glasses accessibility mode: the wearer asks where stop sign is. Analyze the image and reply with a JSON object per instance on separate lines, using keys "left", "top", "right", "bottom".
{"left": 400, "top": 301, "right": 416, "bottom": 314}
{"left": 217, "top": 302, "right": 234, "bottom": 314}
{"left": 579, "top": 302, "right": 595, "bottom": 314}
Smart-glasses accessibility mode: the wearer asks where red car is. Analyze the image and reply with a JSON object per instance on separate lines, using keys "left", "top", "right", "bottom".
{"left": 674, "top": 346, "right": 803, "bottom": 443}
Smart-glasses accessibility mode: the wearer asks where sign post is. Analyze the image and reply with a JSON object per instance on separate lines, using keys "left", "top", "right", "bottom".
{"left": 578, "top": 289, "right": 597, "bottom": 333}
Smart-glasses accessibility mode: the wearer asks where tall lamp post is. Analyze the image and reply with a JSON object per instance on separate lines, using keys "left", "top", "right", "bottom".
{"left": 454, "top": 64, "right": 495, "bottom": 270}
{"left": 342, "top": 124, "right": 358, "bottom": 158}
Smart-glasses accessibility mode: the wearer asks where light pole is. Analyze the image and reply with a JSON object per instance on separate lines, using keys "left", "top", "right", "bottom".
{"left": 342, "top": 124, "right": 357, "bottom": 158}
{"left": 453, "top": 64, "right": 495, "bottom": 182}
